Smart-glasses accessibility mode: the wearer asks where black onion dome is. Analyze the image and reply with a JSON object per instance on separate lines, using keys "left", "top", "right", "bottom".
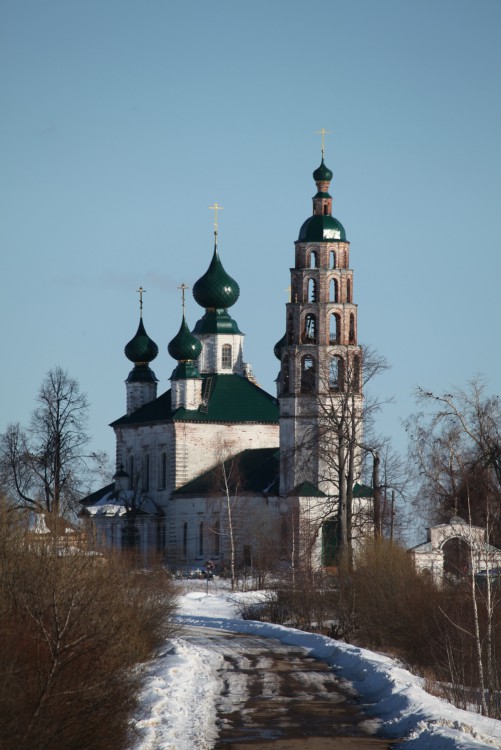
{"left": 193, "top": 247, "right": 240, "bottom": 309}
{"left": 124, "top": 319, "right": 159, "bottom": 364}
{"left": 274, "top": 333, "right": 286, "bottom": 360}
{"left": 168, "top": 315, "right": 202, "bottom": 361}
{"left": 313, "top": 158, "right": 333, "bottom": 183}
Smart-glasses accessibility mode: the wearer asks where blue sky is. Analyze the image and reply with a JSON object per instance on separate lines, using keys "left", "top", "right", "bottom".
{"left": 1, "top": 0, "right": 500, "bottom": 477}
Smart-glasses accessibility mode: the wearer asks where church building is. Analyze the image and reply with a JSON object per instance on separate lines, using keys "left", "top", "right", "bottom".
{"left": 81, "top": 148, "right": 369, "bottom": 569}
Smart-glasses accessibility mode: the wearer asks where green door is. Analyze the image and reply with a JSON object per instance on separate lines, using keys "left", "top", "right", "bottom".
{"left": 322, "top": 519, "right": 339, "bottom": 566}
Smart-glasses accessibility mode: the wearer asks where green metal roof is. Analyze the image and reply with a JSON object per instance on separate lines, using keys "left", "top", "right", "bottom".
{"left": 173, "top": 447, "right": 280, "bottom": 496}
{"left": 170, "top": 362, "right": 201, "bottom": 380}
{"left": 298, "top": 215, "right": 346, "bottom": 242}
{"left": 289, "top": 481, "right": 327, "bottom": 497}
{"left": 192, "top": 309, "right": 242, "bottom": 335}
{"left": 80, "top": 482, "right": 115, "bottom": 507}
{"left": 273, "top": 332, "right": 286, "bottom": 360}
{"left": 353, "top": 482, "right": 373, "bottom": 498}
{"left": 126, "top": 364, "right": 158, "bottom": 384}
{"left": 111, "top": 374, "right": 279, "bottom": 427}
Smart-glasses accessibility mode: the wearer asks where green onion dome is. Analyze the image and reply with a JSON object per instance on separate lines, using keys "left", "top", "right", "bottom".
{"left": 168, "top": 315, "right": 202, "bottom": 361}
{"left": 193, "top": 247, "right": 240, "bottom": 309}
{"left": 273, "top": 333, "right": 286, "bottom": 360}
{"left": 124, "top": 319, "right": 159, "bottom": 364}
{"left": 313, "top": 158, "right": 333, "bottom": 183}
{"left": 298, "top": 214, "right": 346, "bottom": 242}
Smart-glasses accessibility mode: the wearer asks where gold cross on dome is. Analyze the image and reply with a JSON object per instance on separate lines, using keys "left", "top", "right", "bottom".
{"left": 178, "top": 282, "right": 189, "bottom": 314}
{"left": 315, "top": 128, "right": 331, "bottom": 158}
{"left": 136, "top": 286, "right": 146, "bottom": 316}
{"left": 209, "top": 202, "right": 224, "bottom": 233}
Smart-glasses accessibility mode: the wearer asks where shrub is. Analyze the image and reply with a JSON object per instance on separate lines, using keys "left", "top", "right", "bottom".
{"left": 0, "top": 505, "right": 177, "bottom": 750}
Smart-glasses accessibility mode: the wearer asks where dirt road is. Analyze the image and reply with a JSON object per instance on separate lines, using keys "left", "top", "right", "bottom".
{"left": 183, "top": 629, "right": 399, "bottom": 749}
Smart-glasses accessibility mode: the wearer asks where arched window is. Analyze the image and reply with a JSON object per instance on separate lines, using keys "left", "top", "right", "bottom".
{"left": 199, "top": 521, "right": 204, "bottom": 556}
{"left": 183, "top": 522, "right": 188, "bottom": 556}
{"left": 329, "top": 358, "right": 339, "bottom": 391}
{"left": 347, "top": 277, "right": 352, "bottom": 303}
{"left": 307, "top": 278, "right": 317, "bottom": 302}
{"left": 213, "top": 520, "right": 220, "bottom": 556}
{"left": 349, "top": 313, "right": 355, "bottom": 343}
{"left": 128, "top": 456, "right": 134, "bottom": 489}
{"left": 353, "top": 354, "right": 361, "bottom": 392}
{"left": 282, "top": 355, "right": 290, "bottom": 394}
{"left": 143, "top": 453, "right": 150, "bottom": 491}
{"left": 287, "top": 312, "right": 294, "bottom": 345}
{"left": 329, "top": 313, "right": 340, "bottom": 344}
{"left": 330, "top": 250, "right": 336, "bottom": 269}
{"left": 221, "top": 344, "right": 232, "bottom": 369}
{"left": 329, "top": 278, "right": 338, "bottom": 302}
{"left": 301, "top": 355, "right": 316, "bottom": 392}
{"left": 302, "top": 313, "right": 317, "bottom": 344}
{"left": 329, "top": 356, "right": 344, "bottom": 392}
{"left": 158, "top": 452, "right": 167, "bottom": 490}
{"left": 309, "top": 250, "right": 318, "bottom": 269}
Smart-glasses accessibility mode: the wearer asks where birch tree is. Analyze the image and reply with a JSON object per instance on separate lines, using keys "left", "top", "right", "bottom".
{"left": 407, "top": 378, "right": 501, "bottom": 715}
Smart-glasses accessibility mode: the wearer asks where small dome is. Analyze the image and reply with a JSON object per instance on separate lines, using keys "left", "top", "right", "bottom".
{"left": 193, "top": 247, "right": 240, "bottom": 309}
{"left": 313, "top": 158, "right": 333, "bottom": 183}
{"left": 273, "top": 333, "right": 286, "bottom": 360}
{"left": 124, "top": 319, "right": 159, "bottom": 364}
{"left": 168, "top": 316, "right": 202, "bottom": 361}
{"left": 298, "top": 215, "right": 346, "bottom": 242}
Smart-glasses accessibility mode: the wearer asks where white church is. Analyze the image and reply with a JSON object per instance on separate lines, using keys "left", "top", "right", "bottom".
{"left": 81, "top": 149, "right": 372, "bottom": 569}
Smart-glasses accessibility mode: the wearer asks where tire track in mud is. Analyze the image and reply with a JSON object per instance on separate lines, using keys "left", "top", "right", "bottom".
{"left": 184, "top": 630, "right": 399, "bottom": 749}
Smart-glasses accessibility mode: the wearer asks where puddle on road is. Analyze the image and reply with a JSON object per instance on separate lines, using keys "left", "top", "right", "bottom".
{"left": 204, "top": 635, "right": 399, "bottom": 750}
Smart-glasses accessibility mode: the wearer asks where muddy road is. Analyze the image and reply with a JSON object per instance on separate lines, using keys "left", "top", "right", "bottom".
{"left": 183, "top": 629, "right": 399, "bottom": 749}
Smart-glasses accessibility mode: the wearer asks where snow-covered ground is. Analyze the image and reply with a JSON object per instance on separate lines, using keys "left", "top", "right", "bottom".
{"left": 132, "top": 582, "right": 501, "bottom": 750}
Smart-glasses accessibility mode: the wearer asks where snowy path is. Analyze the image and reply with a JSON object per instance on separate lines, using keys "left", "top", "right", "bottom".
{"left": 131, "top": 587, "right": 501, "bottom": 750}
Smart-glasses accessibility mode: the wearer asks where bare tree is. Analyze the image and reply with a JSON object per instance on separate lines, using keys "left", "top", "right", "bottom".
{"left": 406, "top": 377, "right": 501, "bottom": 715}
{"left": 406, "top": 377, "right": 501, "bottom": 542}
{"left": 368, "top": 437, "right": 410, "bottom": 542}
{"left": 0, "top": 367, "right": 99, "bottom": 518}
{"left": 218, "top": 457, "right": 239, "bottom": 590}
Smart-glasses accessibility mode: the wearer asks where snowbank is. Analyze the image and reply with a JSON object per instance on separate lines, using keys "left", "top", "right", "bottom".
{"left": 132, "top": 586, "right": 501, "bottom": 750}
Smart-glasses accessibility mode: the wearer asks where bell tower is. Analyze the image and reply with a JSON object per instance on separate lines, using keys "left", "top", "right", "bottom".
{"left": 276, "top": 145, "right": 363, "bottom": 498}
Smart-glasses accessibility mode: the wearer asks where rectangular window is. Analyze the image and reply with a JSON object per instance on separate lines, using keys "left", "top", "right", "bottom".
{"left": 158, "top": 452, "right": 167, "bottom": 490}
{"left": 221, "top": 344, "right": 232, "bottom": 369}
{"left": 128, "top": 456, "right": 134, "bottom": 488}
{"left": 199, "top": 521, "right": 204, "bottom": 557}
{"left": 143, "top": 454, "right": 150, "bottom": 492}
{"left": 213, "top": 519, "right": 220, "bottom": 556}
{"left": 243, "top": 544, "right": 252, "bottom": 567}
